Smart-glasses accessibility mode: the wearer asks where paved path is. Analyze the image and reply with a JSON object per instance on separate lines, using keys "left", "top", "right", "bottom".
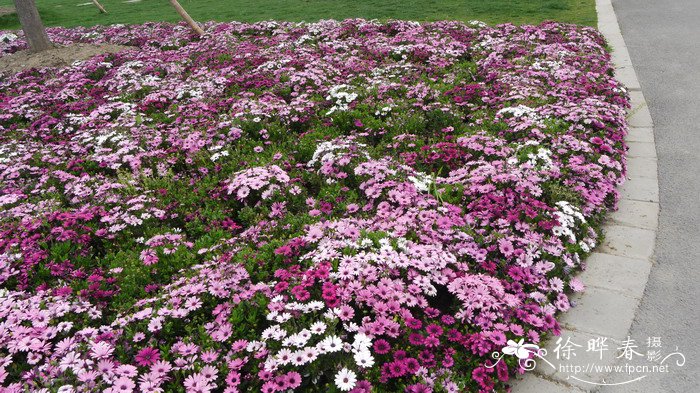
{"left": 599, "top": 1, "right": 700, "bottom": 392}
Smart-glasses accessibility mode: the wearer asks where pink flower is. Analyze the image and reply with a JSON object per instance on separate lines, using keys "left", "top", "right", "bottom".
{"left": 569, "top": 277, "right": 585, "bottom": 292}
{"left": 112, "top": 377, "right": 135, "bottom": 393}
{"left": 337, "top": 305, "right": 355, "bottom": 321}
{"left": 139, "top": 249, "right": 159, "bottom": 266}
{"left": 90, "top": 341, "right": 114, "bottom": 359}
{"left": 184, "top": 373, "right": 213, "bottom": 393}
{"left": 285, "top": 372, "right": 301, "bottom": 389}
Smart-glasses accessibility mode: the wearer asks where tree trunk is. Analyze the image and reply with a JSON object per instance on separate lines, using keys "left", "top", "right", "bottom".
{"left": 92, "top": 0, "right": 107, "bottom": 14}
{"left": 168, "top": 0, "right": 204, "bottom": 36}
{"left": 13, "top": 0, "right": 52, "bottom": 52}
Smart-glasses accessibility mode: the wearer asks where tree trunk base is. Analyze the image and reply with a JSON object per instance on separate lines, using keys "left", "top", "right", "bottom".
{"left": 13, "top": 0, "right": 53, "bottom": 52}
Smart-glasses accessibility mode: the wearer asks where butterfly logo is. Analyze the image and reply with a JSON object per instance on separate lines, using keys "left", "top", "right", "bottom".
{"left": 502, "top": 339, "right": 540, "bottom": 360}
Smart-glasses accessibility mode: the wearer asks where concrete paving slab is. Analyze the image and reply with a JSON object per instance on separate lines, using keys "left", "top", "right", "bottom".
{"left": 618, "top": 176, "right": 658, "bottom": 202}
{"left": 609, "top": 199, "right": 658, "bottom": 230}
{"left": 598, "top": 224, "right": 655, "bottom": 260}
{"left": 627, "top": 105, "right": 653, "bottom": 128}
{"left": 626, "top": 141, "right": 657, "bottom": 159}
{"left": 513, "top": 373, "right": 586, "bottom": 393}
{"left": 625, "top": 126, "right": 654, "bottom": 143}
{"left": 625, "top": 156, "right": 658, "bottom": 179}
{"left": 559, "top": 287, "right": 639, "bottom": 340}
{"left": 579, "top": 252, "right": 652, "bottom": 299}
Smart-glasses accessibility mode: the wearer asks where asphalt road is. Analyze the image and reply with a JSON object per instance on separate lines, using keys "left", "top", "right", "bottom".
{"left": 599, "top": 1, "right": 700, "bottom": 392}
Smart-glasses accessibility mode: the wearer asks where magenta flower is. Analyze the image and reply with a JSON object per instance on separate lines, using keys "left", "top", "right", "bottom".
{"left": 405, "top": 318, "right": 422, "bottom": 330}
{"left": 388, "top": 361, "right": 407, "bottom": 377}
{"left": 408, "top": 333, "right": 425, "bottom": 346}
{"left": 134, "top": 347, "right": 160, "bottom": 367}
{"left": 425, "top": 324, "right": 443, "bottom": 336}
{"left": 373, "top": 339, "right": 390, "bottom": 354}
{"left": 404, "top": 358, "right": 420, "bottom": 374}
{"left": 405, "top": 383, "right": 433, "bottom": 393}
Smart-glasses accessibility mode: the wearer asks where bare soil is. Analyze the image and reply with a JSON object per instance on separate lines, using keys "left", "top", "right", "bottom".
{"left": 0, "top": 6, "right": 15, "bottom": 17}
{"left": 0, "top": 43, "right": 131, "bottom": 75}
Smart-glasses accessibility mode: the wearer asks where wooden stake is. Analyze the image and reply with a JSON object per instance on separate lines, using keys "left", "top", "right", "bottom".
{"left": 92, "top": 0, "right": 108, "bottom": 14}
{"left": 168, "top": 0, "right": 204, "bottom": 36}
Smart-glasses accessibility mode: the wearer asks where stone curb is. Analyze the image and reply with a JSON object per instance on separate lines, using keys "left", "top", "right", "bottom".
{"left": 511, "top": 0, "right": 659, "bottom": 391}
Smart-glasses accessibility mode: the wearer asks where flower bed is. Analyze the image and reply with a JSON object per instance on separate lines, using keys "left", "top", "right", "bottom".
{"left": 0, "top": 19, "right": 628, "bottom": 393}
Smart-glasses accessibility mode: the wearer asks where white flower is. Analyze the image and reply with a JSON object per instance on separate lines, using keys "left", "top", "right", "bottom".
{"left": 321, "top": 335, "right": 343, "bottom": 353}
{"left": 334, "top": 368, "right": 357, "bottom": 391}
{"left": 359, "top": 238, "right": 373, "bottom": 249}
{"left": 307, "top": 140, "right": 369, "bottom": 168}
{"left": 275, "top": 348, "right": 293, "bottom": 365}
{"left": 261, "top": 326, "right": 286, "bottom": 341}
{"left": 263, "top": 357, "right": 279, "bottom": 372}
{"left": 290, "top": 350, "right": 307, "bottom": 366}
{"left": 325, "top": 85, "right": 358, "bottom": 115}
{"left": 407, "top": 168, "right": 432, "bottom": 192}
{"left": 551, "top": 201, "right": 585, "bottom": 242}
{"left": 302, "top": 347, "right": 319, "bottom": 363}
{"left": 310, "top": 321, "right": 327, "bottom": 334}
{"left": 298, "top": 329, "right": 312, "bottom": 341}
{"left": 288, "top": 332, "right": 309, "bottom": 348}
{"left": 210, "top": 150, "right": 229, "bottom": 162}
{"left": 246, "top": 340, "right": 265, "bottom": 353}
{"left": 274, "top": 312, "right": 292, "bottom": 323}
{"left": 306, "top": 301, "right": 325, "bottom": 311}
{"left": 354, "top": 350, "right": 375, "bottom": 368}
{"left": 579, "top": 241, "right": 591, "bottom": 253}
{"left": 0, "top": 33, "right": 18, "bottom": 43}
{"left": 323, "top": 309, "right": 338, "bottom": 321}
{"left": 57, "top": 386, "right": 74, "bottom": 393}
{"left": 497, "top": 105, "right": 538, "bottom": 119}
{"left": 352, "top": 333, "right": 372, "bottom": 351}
